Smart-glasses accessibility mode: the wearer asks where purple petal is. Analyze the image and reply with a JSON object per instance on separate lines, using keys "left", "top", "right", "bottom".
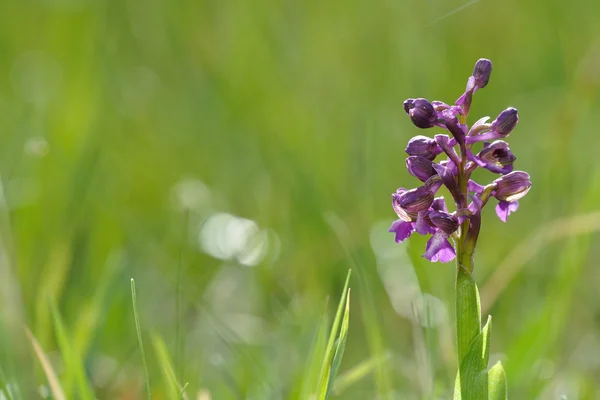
{"left": 432, "top": 162, "right": 462, "bottom": 205}
{"left": 423, "top": 231, "right": 456, "bottom": 263}
{"left": 465, "top": 131, "right": 504, "bottom": 144}
{"left": 455, "top": 77, "right": 475, "bottom": 106}
{"left": 389, "top": 220, "right": 415, "bottom": 243}
{"left": 415, "top": 212, "right": 435, "bottom": 235}
{"left": 495, "top": 200, "right": 519, "bottom": 223}
{"left": 468, "top": 194, "right": 483, "bottom": 214}
{"left": 468, "top": 180, "right": 485, "bottom": 194}
{"left": 434, "top": 134, "right": 461, "bottom": 165}
{"left": 431, "top": 197, "right": 448, "bottom": 212}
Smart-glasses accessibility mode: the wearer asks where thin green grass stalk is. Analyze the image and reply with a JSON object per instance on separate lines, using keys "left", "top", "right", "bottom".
{"left": 25, "top": 326, "right": 66, "bottom": 400}
{"left": 332, "top": 353, "right": 391, "bottom": 396}
{"left": 316, "top": 270, "right": 351, "bottom": 400}
{"left": 298, "top": 303, "right": 330, "bottom": 400}
{"left": 131, "top": 278, "right": 151, "bottom": 400}
{"left": 151, "top": 333, "right": 182, "bottom": 400}
{"left": 176, "top": 210, "right": 189, "bottom": 384}
{"left": 325, "top": 288, "right": 350, "bottom": 398}
{"left": 49, "top": 300, "right": 95, "bottom": 400}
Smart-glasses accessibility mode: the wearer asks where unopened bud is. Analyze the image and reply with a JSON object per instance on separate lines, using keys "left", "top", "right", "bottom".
{"left": 398, "top": 186, "right": 434, "bottom": 212}
{"left": 493, "top": 171, "right": 531, "bottom": 202}
{"left": 406, "top": 156, "right": 437, "bottom": 182}
{"left": 491, "top": 108, "right": 518, "bottom": 136}
{"left": 405, "top": 135, "right": 439, "bottom": 160}
{"left": 428, "top": 211, "right": 459, "bottom": 235}
{"left": 405, "top": 98, "right": 437, "bottom": 129}
{"left": 473, "top": 58, "right": 492, "bottom": 90}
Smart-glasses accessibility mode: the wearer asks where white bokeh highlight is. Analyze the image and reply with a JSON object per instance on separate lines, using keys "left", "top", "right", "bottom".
{"left": 199, "top": 212, "right": 270, "bottom": 267}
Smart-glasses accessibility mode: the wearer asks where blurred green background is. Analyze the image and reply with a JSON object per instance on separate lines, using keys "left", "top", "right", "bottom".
{"left": 1, "top": 0, "right": 600, "bottom": 398}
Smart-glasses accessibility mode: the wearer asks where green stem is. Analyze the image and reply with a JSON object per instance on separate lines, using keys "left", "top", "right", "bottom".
{"left": 455, "top": 113, "right": 481, "bottom": 363}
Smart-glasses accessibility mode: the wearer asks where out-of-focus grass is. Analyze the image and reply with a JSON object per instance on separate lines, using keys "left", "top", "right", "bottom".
{"left": 0, "top": 0, "right": 600, "bottom": 398}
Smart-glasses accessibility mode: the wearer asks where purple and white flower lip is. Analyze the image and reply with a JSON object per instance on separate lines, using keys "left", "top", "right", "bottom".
{"left": 389, "top": 58, "right": 531, "bottom": 263}
{"left": 474, "top": 141, "right": 516, "bottom": 174}
{"left": 466, "top": 107, "right": 519, "bottom": 143}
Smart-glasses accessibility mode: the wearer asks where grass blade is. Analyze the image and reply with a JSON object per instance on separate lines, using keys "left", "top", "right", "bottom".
{"left": 332, "top": 353, "right": 391, "bottom": 396}
{"left": 316, "top": 269, "right": 351, "bottom": 400}
{"left": 24, "top": 326, "right": 66, "bottom": 400}
{"left": 297, "top": 303, "right": 330, "bottom": 400}
{"left": 151, "top": 333, "right": 187, "bottom": 400}
{"left": 48, "top": 300, "right": 95, "bottom": 400}
{"left": 325, "top": 288, "right": 350, "bottom": 398}
{"left": 131, "top": 278, "right": 151, "bottom": 400}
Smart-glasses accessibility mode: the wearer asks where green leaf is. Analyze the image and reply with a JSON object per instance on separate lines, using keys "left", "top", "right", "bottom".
{"left": 131, "top": 279, "right": 151, "bottom": 400}
{"left": 298, "top": 307, "right": 330, "bottom": 400}
{"left": 488, "top": 361, "right": 507, "bottom": 400}
{"left": 454, "top": 315, "right": 492, "bottom": 400}
{"left": 326, "top": 288, "right": 350, "bottom": 398}
{"left": 456, "top": 269, "right": 482, "bottom": 362}
{"left": 49, "top": 300, "right": 95, "bottom": 400}
{"left": 316, "top": 269, "right": 351, "bottom": 400}
{"left": 151, "top": 333, "right": 186, "bottom": 400}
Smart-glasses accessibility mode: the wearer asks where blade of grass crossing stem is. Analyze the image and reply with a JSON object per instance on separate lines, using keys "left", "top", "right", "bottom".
{"left": 456, "top": 269, "right": 481, "bottom": 363}
{"left": 151, "top": 333, "right": 185, "bottom": 400}
{"left": 488, "top": 361, "right": 507, "bottom": 400}
{"left": 316, "top": 270, "right": 351, "bottom": 400}
{"left": 24, "top": 326, "right": 66, "bottom": 400}
{"left": 454, "top": 315, "right": 492, "bottom": 400}
{"left": 49, "top": 300, "right": 95, "bottom": 400}
{"left": 332, "top": 353, "right": 391, "bottom": 396}
{"left": 325, "top": 289, "right": 350, "bottom": 398}
{"left": 131, "top": 279, "right": 151, "bottom": 400}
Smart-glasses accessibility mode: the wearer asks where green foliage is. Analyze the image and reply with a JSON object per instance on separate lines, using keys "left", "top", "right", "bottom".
{"left": 0, "top": 0, "right": 599, "bottom": 397}
{"left": 456, "top": 269, "right": 482, "bottom": 363}
{"left": 488, "top": 361, "right": 508, "bottom": 400}
{"left": 454, "top": 316, "right": 491, "bottom": 400}
{"left": 131, "top": 279, "right": 152, "bottom": 400}
{"left": 317, "top": 270, "right": 351, "bottom": 400}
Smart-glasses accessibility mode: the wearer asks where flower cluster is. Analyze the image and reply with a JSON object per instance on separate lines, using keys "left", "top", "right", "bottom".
{"left": 390, "top": 59, "right": 531, "bottom": 263}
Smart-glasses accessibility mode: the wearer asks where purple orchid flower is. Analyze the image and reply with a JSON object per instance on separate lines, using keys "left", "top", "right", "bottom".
{"left": 390, "top": 58, "right": 531, "bottom": 264}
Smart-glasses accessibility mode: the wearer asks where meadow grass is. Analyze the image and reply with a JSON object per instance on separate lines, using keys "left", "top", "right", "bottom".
{"left": 1, "top": 0, "right": 600, "bottom": 398}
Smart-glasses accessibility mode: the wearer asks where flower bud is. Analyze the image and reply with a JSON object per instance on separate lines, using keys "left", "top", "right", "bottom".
{"left": 403, "top": 98, "right": 414, "bottom": 114}
{"left": 428, "top": 210, "right": 459, "bottom": 235}
{"left": 473, "top": 58, "right": 492, "bottom": 90}
{"left": 406, "top": 156, "right": 436, "bottom": 182}
{"left": 475, "top": 140, "right": 516, "bottom": 174}
{"left": 493, "top": 171, "right": 531, "bottom": 202}
{"left": 491, "top": 108, "right": 518, "bottom": 136}
{"left": 398, "top": 186, "right": 434, "bottom": 213}
{"left": 392, "top": 189, "right": 417, "bottom": 222}
{"left": 405, "top": 135, "right": 439, "bottom": 160}
{"left": 405, "top": 98, "right": 437, "bottom": 129}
